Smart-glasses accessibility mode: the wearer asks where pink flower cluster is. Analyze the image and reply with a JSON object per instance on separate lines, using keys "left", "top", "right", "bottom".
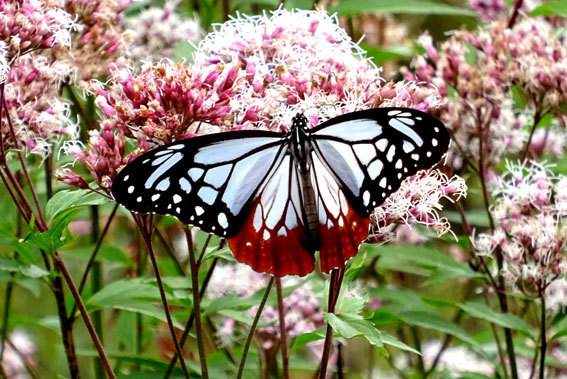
{"left": 0, "top": 0, "right": 77, "bottom": 61}
{"left": 407, "top": 17, "right": 567, "bottom": 169}
{"left": 3, "top": 54, "right": 77, "bottom": 157}
{"left": 60, "top": 0, "right": 133, "bottom": 81}
{"left": 125, "top": 0, "right": 202, "bottom": 65}
{"left": 472, "top": 161, "right": 567, "bottom": 296}
{"left": 370, "top": 169, "right": 467, "bottom": 242}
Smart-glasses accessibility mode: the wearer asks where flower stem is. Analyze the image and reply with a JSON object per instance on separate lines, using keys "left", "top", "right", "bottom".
{"left": 164, "top": 257, "right": 220, "bottom": 378}
{"left": 185, "top": 227, "right": 208, "bottom": 379}
{"left": 276, "top": 278, "right": 289, "bottom": 379}
{"left": 237, "top": 276, "right": 275, "bottom": 379}
{"left": 54, "top": 251, "right": 115, "bottom": 378}
{"left": 90, "top": 205, "right": 104, "bottom": 379}
{"left": 135, "top": 215, "right": 189, "bottom": 378}
{"left": 507, "top": 0, "right": 524, "bottom": 28}
{"left": 319, "top": 267, "right": 345, "bottom": 379}
{"left": 521, "top": 108, "right": 543, "bottom": 161}
{"left": 539, "top": 289, "right": 547, "bottom": 379}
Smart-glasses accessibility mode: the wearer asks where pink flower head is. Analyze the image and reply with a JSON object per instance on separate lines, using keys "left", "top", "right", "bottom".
{"left": 0, "top": 0, "right": 78, "bottom": 62}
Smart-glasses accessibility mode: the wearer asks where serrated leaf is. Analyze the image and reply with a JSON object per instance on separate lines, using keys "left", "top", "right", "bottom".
{"left": 329, "top": 0, "right": 476, "bottom": 16}
{"left": 457, "top": 302, "right": 534, "bottom": 339}
{"left": 326, "top": 313, "right": 384, "bottom": 348}
{"left": 45, "top": 189, "right": 108, "bottom": 224}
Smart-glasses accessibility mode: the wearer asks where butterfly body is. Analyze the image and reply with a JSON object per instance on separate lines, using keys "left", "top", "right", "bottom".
{"left": 112, "top": 108, "right": 450, "bottom": 276}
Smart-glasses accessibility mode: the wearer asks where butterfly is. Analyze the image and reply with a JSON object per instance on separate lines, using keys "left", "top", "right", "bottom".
{"left": 112, "top": 108, "right": 450, "bottom": 277}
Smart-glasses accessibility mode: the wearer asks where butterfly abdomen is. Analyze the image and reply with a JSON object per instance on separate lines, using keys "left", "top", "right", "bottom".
{"left": 290, "top": 115, "right": 321, "bottom": 252}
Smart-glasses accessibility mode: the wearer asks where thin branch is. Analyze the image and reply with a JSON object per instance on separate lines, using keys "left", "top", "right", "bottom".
{"left": 71, "top": 204, "right": 119, "bottom": 319}
{"left": 539, "top": 287, "right": 547, "bottom": 379}
{"left": 482, "top": 288, "right": 509, "bottom": 379}
{"left": 54, "top": 251, "right": 114, "bottom": 378}
{"left": 521, "top": 108, "right": 543, "bottom": 161}
{"left": 184, "top": 227, "right": 208, "bottom": 379}
{"left": 135, "top": 215, "right": 189, "bottom": 378}
{"left": 507, "top": 0, "right": 524, "bottom": 28}
{"left": 164, "top": 257, "right": 220, "bottom": 378}
{"left": 156, "top": 226, "right": 186, "bottom": 276}
{"left": 6, "top": 338, "right": 40, "bottom": 379}
{"left": 276, "top": 278, "right": 289, "bottom": 379}
{"left": 237, "top": 277, "right": 275, "bottom": 379}
{"left": 319, "top": 267, "right": 345, "bottom": 379}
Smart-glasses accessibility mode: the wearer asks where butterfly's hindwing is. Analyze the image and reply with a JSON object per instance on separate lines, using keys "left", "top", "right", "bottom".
{"left": 112, "top": 131, "right": 283, "bottom": 236}
{"left": 227, "top": 151, "right": 315, "bottom": 276}
{"left": 310, "top": 153, "right": 370, "bottom": 272}
{"left": 311, "top": 108, "right": 450, "bottom": 217}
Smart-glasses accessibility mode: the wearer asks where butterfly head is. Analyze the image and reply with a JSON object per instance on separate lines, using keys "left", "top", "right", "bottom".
{"left": 291, "top": 113, "right": 309, "bottom": 132}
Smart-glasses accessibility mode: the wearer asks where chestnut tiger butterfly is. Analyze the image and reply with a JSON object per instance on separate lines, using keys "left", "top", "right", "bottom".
{"left": 111, "top": 108, "right": 450, "bottom": 276}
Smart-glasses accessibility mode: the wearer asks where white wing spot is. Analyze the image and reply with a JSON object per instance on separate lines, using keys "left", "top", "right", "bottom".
{"left": 154, "top": 150, "right": 172, "bottom": 157}
{"left": 204, "top": 164, "right": 232, "bottom": 188}
{"left": 368, "top": 159, "right": 384, "bottom": 180}
{"left": 411, "top": 154, "right": 420, "bottom": 161}
{"left": 188, "top": 168, "right": 204, "bottom": 181}
{"left": 173, "top": 194, "right": 182, "bottom": 203}
{"left": 389, "top": 118, "right": 423, "bottom": 146}
{"left": 263, "top": 230, "right": 271, "bottom": 240}
{"left": 388, "top": 110, "right": 402, "bottom": 116}
{"left": 218, "top": 212, "right": 228, "bottom": 229}
{"left": 397, "top": 173, "right": 402, "bottom": 179}
{"left": 156, "top": 177, "right": 170, "bottom": 191}
{"left": 179, "top": 177, "right": 192, "bottom": 193}
{"left": 151, "top": 194, "right": 160, "bottom": 201}
{"left": 195, "top": 206, "right": 204, "bottom": 216}
{"left": 128, "top": 186, "right": 135, "bottom": 194}
{"left": 176, "top": 207, "right": 181, "bottom": 213}
{"left": 338, "top": 216, "right": 344, "bottom": 226}
{"left": 386, "top": 145, "right": 396, "bottom": 162}
{"left": 277, "top": 226, "right": 287, "bottom": 236}
{"left": 143, "top": 159, "right": 150, "bottom": 164}
{"left": 145, "top": 152, "right": 183, "bottom": 188}
{"left": 353, "top": 143, "right": 376, "bottom": 165}
{"left": 379, "top": 177, "right": 387, "bottom": 188}
{"left": 434, "top": 126, "right": 439, "bottom": 132}
{"left": 432, "top": 138, "right": 438, "bottom": 147}
{"left": 382, "top": 192, "right": 386, "bottom": 197}
{"left": 403, "top": 141, "right": 414, "bottom": 153}
{"left": 395, "top": 159, "right": 403, "bottom": 169}
{"left": 426, "top": 151, "right": 432, "bottom": 157}
{"left": 168, "top": 204, "right": 172, "bottom": 209}
{"left": 375, "top": 139, "right": 388, "bottom": 152}
{"left": 198, "top": 187, "right": 218, "bottom": 205}
{"left": 253, "top": 205, "right": 262, "bottom": 231}
{"left": 168, "top": 144, "right": 184, "bottom": 150}
{"left": 123, "top": 175, "right": 129, "bottom": 182}
{"left": 397, "top": 117, "right": 415, "bottom": 126}
{"left": 136, "top": 196, "right": 142, "bottom": 202}
{"left": 363, "top": 190, "right": 370, "bottom": 206}
{"left": 417, "top": 116, "right": 423, "bottom": 121}
{"left": 152, "top": 153, "right": 173, "bottom": 166}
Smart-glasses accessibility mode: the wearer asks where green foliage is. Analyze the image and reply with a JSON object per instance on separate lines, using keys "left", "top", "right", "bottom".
{"left": 329, "top": 0, "right": 477, "bottom": 17}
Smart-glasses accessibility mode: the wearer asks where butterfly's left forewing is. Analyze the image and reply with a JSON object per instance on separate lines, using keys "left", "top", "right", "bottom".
{"left": 112, "top": 131, "right": 284, "bottom": 236}
{"left": 310, "top": 108, "right": 450, "bottom": 271}
{"left": 311, "top": 108, "right": 450, "bottom": 216}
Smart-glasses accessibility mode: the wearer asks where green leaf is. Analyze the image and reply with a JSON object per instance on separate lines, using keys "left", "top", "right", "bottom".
{"left": 290, "top": 327, "right": 327, "bottom": 352}
{"left": 511, "top": 84, "right": 528, "bottom": 109}
{"left": 464, "top": 41, "right": 478, "bottom": 65}
{"left": 325, "top": 313, "right": 384, "bottom": 348}
{"left": 389, "top": 309, "right": 482, "bottom": 350}
{"left": 380, "top": 332, "right": 421, "bottom": 355}
{"left": 0, "top": 257, "right": 49, "bottom": 278}
{"left": 25, "top": 209, "right": 78, "bottom": 254}
{"left": 329, "top": 0, "right": 476, "bottom": 17}
{"left": 173, "top": 40, "right": 196, "bottom": 62}
{"left": 362, "top": 44, "right": 416, "bottom": 65}
{"left": 457, "top": 302, "right": 535, "bottom": 339}
{"left": 45, "top": 189, "right": 109, "bottom": 224}
{"left": 60, "top": 244, "right": 133, "bottom": 267}
{"left": 446, "top": 85, "right": 459, "bottom": 100}
{"left": 530, "top": 1, "right": 567, "bottom": 17}
{"left": 366, "top": 244, "right": 483, "bottom": 285}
